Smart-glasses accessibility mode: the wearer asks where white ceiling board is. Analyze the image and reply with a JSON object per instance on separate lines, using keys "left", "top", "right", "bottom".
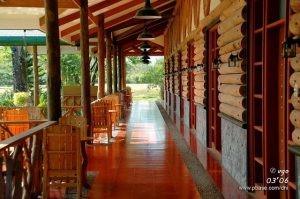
{"left": 0, "top": 7, "right": 44, "bottom": 18}
{"left": 152, "top": 35, "right": 164, "bottom": 46}
{"left": 93, "top": 0, "right": 132, "bottom": 17}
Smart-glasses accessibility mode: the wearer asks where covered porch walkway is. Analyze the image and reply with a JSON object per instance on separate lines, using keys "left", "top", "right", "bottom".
{"left": 85, "top": 101, "right": 203, "bottom": 199}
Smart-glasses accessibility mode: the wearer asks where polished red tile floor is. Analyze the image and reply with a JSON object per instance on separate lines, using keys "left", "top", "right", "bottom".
{"left": 168, "top": 107, "right": 256, "bottom": 199}
{"left": 85, "top": 101, "right": 201, "bottom": 199}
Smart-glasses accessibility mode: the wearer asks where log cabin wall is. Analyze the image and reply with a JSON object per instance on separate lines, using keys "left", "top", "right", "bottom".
{"left": 193, "top": 32, "right": 206, "bottom": 106}
{"left": 217, "top": 0, "right": 248, "bottom": 188}
{"left": 174, "top": 52, "right": 181, "bottom": 117}
{"left": 289, "top": 2, "right": 300, "bottom": 145}
{"left": 164, "top": 62, "right": 167, "bottom": 107}
{"left": 182, "top": 44, "right": 190, "bottom": 127}
{"left": 164, "top": 0, "right": 248, "bottom": 188}
{"left": 169, "top": 57, "right": 174, "bottom": 111}
{"left": 288, "top": 1, "right": 300, "bottom": 198}
{"left": 217, "top": 1, "right": 247, "bottom": 122}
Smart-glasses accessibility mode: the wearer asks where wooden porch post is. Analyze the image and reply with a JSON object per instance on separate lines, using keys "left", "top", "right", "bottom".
{"left": 113, "top": 42, "right": 118, "bottom": 93}
{"left": 106, "top": 31, "right": 112, "bottom": 94}
{"left": 44, "top": 0, "right": 61, "bottom": 121}
{"left": 33, "top": 45, "right": 39, "bottom": 106}
{"left": 80, "top": 0, "right": 91, "bottom": 134}
{"left": 122, "top": 54, "right": 126, "bottom": 89}
{"left": 118, "top": 46, "right": 122, "bottom": 91}
{"left": 97, "top": 14, "right": 105, "bottom": 98}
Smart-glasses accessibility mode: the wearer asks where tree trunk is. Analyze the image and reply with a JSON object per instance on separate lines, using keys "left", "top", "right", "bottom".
{"left": 11, "top": 46, "right": 28, "bottom": 92}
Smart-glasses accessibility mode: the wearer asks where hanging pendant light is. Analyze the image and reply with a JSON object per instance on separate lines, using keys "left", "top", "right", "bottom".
{"left": 134, "top": 0, "right": 162, "bottom": 19}
{"left": 142, "top": 49, "right": 149, "bottom": 56}
{"left": 142, "top": 54, "right": 150, "bottom": 60}
{"left": 138, "top": 25, "right": 155, "bottom": 40}
{"left": 139, "top": 41, "right": 152, "bottom": 51}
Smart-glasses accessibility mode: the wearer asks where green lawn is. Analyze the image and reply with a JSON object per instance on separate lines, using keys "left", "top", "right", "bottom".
{"left": 127, "top": 84, "right": 161, "bottom": 101}
{"left": 0, "top": 84, "right": 162, "bottom": 101}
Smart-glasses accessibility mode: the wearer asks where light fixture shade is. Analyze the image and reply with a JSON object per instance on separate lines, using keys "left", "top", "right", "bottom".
{"left": 142, "top": 59, "right": 150, "bottom": 64}
{"left": 140, "top": 41, "right": 152, "bottom": 51}
{"left": 142, "top": 54, "right": 150, "bottom": 59}
{"left": 134, "top": 0, "right": 162, "bottom": 19}
{"left": 138, "top": 26, "right": 155, "bottom": 40}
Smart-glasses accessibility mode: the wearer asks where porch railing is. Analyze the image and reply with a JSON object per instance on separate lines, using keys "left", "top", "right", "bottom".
{"left": 0, "top": 121, "right": 56, "bottom": 199}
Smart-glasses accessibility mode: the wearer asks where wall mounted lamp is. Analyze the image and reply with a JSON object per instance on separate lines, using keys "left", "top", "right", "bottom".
{"left": 282, "top": 36, "right": 300, "bottom": 58}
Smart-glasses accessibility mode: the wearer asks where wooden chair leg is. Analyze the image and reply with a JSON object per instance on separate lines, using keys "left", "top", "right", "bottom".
{"left": 42, "top": 180, "right": 47, "bottom": 199}
{"left": 77, "top": 183, "right": 81, "bottom": 199}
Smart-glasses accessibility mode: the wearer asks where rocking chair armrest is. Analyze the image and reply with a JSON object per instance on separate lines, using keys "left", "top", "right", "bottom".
{"left": 81, "top": 136, "right": 94, "bottom": 142}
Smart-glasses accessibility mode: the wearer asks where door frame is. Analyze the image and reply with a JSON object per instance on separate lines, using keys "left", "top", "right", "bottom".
{"left": 206, "top": 20, "right": 221, "bottom": 152}
{"left": 188, "top": 43, "right": 196, "bottom": 129}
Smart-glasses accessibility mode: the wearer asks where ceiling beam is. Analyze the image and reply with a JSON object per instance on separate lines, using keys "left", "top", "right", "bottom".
{"left": 116, "top": 18, "right": 169, "bottom": 42}
{"left": 69, "top": 0, "right": 175, "bottom": 42}
{"left": 41, "top": 0, "right": 121, "bottom": 27}
{"left": 121, "top": 40, "right": 164, "bottom": 53}
{"left": 89, "top": 0, "right": 121, "bottom": 13}
{"left": 72, "top": 0, "right": 98, "bottom": 25}
{"left": 118, "top": 25, "right": 166, "bottom": 46}
{"left": 108, "top": 8, "right": 173, "bottom": 33}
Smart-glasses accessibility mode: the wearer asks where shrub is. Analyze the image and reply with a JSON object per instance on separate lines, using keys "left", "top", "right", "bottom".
{"left": 0, "top": 89, "right": 14, "bottom": 106}
{"left": 13, "top": 92, "right": 31, "bottom": 107}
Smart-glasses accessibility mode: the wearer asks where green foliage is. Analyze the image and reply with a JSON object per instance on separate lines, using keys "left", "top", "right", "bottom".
{"left": 38, "top": 88, "right": 48, "bottom": 107}
{"left": 13, "top": 92, "right": 31, "bottom": 107}
{"left": 38, "top": 88, "right": 48, "bottom": 115}
{"left": 0, "top": 89, "right": 14, "bottom": 106}
{"left": 90, "top": 55, "right": 98, "bottom": 85}
{"left": 0, "top": 47, "right": 13, "bottom": 86}
{"left": 61, "top": 54, "right": 81, "bottom": 86}
{"left": 126, "top": 56, "right": 164, "bottom": 99}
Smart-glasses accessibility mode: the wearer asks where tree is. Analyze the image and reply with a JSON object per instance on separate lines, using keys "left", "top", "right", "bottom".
{"left": 141, "top": 58, "right": 164, "bottom": 98}
{"left": 11, "top": 46, "right": 28, "bottom": 92}
{"left": 61, "top": 54, "right": 81, "bottom": 86}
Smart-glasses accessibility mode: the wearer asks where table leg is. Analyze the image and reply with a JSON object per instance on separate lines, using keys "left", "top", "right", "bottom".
{"left": 80, "top": 141, "right": 91, "bottom": 189}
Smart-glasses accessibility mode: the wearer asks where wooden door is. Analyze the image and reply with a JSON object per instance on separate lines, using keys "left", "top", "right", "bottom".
{"left": 207, "top": 24, "right": 221, "bottom": 152}
{"left": 189, "top": 44, "right": 196, "bottom": 129}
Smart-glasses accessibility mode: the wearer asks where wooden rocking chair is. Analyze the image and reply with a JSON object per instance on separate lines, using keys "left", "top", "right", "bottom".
{"left": 91, "top": 100, "right": 112, "bottom": 143}
{"left": 59, "top": 115, "right": 91, "bottom": 141}
{"left": 42, "top": 125, "right": 82, "bottom": 199}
